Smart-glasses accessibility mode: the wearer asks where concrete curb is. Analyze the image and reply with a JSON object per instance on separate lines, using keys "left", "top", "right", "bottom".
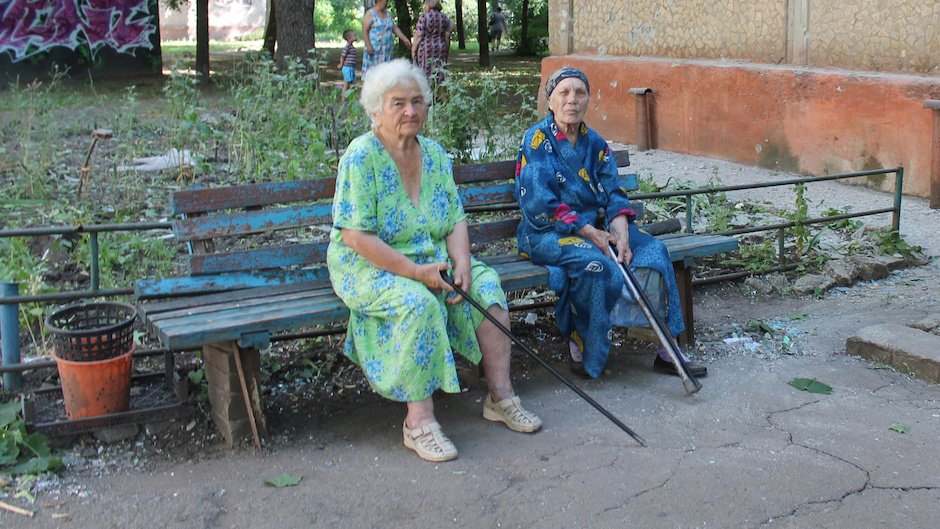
{"left": 846, "top": 323, "right": 940, "bottom": 383}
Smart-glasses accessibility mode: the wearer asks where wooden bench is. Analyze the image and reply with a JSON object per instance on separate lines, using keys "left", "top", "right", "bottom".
{"left": 135, "top": 148, "right": 737, "bottom": 444}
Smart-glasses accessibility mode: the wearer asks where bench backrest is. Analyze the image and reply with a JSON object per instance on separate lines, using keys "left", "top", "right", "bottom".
{"left": 137, "top": 149, "right": 636, "bottom": 299}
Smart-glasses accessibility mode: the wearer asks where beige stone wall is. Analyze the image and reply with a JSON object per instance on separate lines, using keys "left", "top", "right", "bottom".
{"left": 808, "top": 1, "right": 940, "bottom": 74}
{"left": 549, "top": 0, "right": 787, "bottom": 62}
{"left": 550, "top": 0, "right": 940, "bottom": 74}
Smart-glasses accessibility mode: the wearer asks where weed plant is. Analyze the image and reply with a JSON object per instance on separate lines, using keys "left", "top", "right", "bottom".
{"left": 427, "top": 69, "right": 538, "bottom": 163}
{"left": 2, "top": 76, "right": 74, "bottom": 200}
{"left": 1, "top": 400, "right": 62, "bottom": 480}
{"left": 0, "top": 236, "right": 52, "bottom": 332}
{"left": 225, "top": 53, "right": 367, "bottom": 181}
{"left": 870, "top": 228, "right": 924, "bottom": 260}
{"left": 634, "top": 170, "right": 729, "bottom": 229}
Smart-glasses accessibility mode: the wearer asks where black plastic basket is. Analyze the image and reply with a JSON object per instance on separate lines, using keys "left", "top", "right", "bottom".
{"left": 45, "top": 302, "right": 137, "bottom": 362}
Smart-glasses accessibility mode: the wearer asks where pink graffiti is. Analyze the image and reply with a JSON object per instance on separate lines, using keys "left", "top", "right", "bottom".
{"left": 0, "top": 0, "right": 157, "bottom": 62}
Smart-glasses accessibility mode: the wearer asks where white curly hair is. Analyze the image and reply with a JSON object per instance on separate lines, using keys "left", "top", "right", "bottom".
{"left": 359, "top": 59, "right": 433, "bottom": 126}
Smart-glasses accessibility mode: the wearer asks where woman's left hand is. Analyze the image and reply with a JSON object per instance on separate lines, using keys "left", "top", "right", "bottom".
{"left": 613, "top": 236, "right": 632, "bottom": 265}
{"left": 609, "top": 214, "right": 632, "bottom": 264}
{"left": 447, "top": 262, "right": 471, "bottom": 305}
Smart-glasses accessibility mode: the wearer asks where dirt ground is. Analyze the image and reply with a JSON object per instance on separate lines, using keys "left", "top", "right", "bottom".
{"left": 5, "top": 146, "right": 939, "bottom": 528}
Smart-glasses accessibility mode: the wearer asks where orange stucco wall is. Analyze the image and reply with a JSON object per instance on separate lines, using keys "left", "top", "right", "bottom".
{"left": 542, "top": 56, "right": 940, "bottom": 198}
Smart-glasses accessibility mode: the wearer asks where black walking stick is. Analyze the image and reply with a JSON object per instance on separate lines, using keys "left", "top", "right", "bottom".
{"left": 607, "top": 243, "right": 702, "bottom": 394}
{"left": 439, "top": 271, "right": 646, "bottom": 447}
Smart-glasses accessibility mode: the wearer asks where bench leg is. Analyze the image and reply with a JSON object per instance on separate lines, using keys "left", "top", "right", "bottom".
{"left": 673, "top": 261, "right": 695, "bottom": 347}
{"left": 203, "top": 341, "right": 269, "bottom": 446}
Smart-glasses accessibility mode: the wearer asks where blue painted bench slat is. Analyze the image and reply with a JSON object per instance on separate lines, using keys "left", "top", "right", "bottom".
{"left": 172, "top": 179, "right": 335, "bottom": 215}
{"left": 173, "top": 203, "right": 333, "bottom": 242}
{"left": 188, "top": 242, "right": 328, "bottom": 276}
{"left": 136, "top": 268, "right": 328, "bottom": 299}
{"left": 154, "top": 291, "right": 346, "bottom": 350}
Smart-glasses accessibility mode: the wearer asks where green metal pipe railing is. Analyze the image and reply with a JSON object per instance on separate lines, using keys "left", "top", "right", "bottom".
{"left": 630, "top": 166, "right": 903, "bottom": 234}
{"left": 0, "top": 221, "right": 172, "bottom": 305}
{"left": 629, "top": 167, "right": 903, "bottom": 283}
{"left": 0, "top": 167, "right": 905, "bottom": 381}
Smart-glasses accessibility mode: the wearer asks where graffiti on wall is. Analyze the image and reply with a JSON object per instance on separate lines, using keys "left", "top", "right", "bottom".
{"left": 0, "top": 0, "right": 157, "bottom": 63}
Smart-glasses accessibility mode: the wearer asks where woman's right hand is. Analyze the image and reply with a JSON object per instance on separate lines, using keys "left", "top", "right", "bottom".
{"left": 577, "top": 224, "right": 618, "bottom": 254}
{"left": 412, "top": 262, "right": 453, "bottom": 292}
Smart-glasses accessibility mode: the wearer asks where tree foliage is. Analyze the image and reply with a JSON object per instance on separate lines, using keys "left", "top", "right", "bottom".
{"left": 503, "top": 0, "right": 548, "bottom": 55}
{"left": 315, "top": 0, "right": 365, "bottom": 37}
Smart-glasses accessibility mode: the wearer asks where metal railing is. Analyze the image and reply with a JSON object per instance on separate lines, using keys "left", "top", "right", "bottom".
{"left": 0, "top": 166, "right": 904, "bottom": 386}
{"left": 1, "top": 221, "right": 172, "bottom": 388}
{"left": 0, "top": 221, "right": 172, "bottom": 305}
{"left": 632, "top": 166, "right": 903, "bottom": 283}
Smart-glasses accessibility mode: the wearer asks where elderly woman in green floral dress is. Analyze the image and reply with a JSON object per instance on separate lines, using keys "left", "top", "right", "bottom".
{"left": 327, "top": 59, "right": 541, "bottom": 462}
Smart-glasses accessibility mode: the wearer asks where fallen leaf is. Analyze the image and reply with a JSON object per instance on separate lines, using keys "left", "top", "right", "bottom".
{"left": 888, "top": 423, "right": 910, "bottom": 435}
{"left": 265, "top": 474, "right": 302, "bottom": 488}
{"left": 788, "top": 378, "right": 833, "bottom": 395}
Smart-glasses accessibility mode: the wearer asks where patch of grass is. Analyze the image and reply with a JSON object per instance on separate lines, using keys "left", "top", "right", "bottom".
{"left": 161, "top": 39, "right": 264, "bottom": 58}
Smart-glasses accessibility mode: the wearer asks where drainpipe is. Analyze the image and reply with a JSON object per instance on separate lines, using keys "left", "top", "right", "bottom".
{"left": 566, "top": 0, "right": 575, "bottom": 54}
{"left": 923, "top": 100, "right": 940, "bottom": 209}
{"left": 1, "top": 282, "right": 21, "bottom": 390}
{"left": 629, "top": 88, "right": 653, "bottom": 151}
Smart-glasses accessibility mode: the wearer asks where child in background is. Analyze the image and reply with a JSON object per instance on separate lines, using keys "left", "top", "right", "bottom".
{"left": 338, "top": 29, "right": 358, "bottom": 100}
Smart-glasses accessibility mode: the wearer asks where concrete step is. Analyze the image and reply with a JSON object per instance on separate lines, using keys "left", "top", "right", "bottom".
{"left": 845, "top": 323, "right": 940, "bottom": 384}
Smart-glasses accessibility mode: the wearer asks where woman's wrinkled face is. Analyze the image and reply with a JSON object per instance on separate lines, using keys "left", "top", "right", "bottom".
{"left": 548, "top": 77, "right": 590, "bottom": 130}
{"left": 375, "top": 81, "right": 427, "bottom": 137}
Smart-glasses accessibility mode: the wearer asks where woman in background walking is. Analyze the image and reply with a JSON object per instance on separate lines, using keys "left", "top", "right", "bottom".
{"left": 488, "top": 6, "right": 507, "bottom": 51}
{"left": 412, "top": 0, "right": 454, "bottom": 86}
{"left": 362, "top": 0, "right": 412, "bottom": 78}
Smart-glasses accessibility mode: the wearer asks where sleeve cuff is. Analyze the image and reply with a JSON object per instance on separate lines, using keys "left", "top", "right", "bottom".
{"left": 611, "top": 207, "right": 636, "bottom": 222}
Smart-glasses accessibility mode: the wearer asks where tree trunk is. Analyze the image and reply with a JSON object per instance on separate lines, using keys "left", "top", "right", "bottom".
{"left": 262, "top": 0, "right": 277, "bottom": 57}
{"left": 455, "top": 0, "right": 465, "bottom": 49}
{"left": 477, "top": 0, "right": 489, "bottom": 66}
{"left": 196, "top": 0, "right": 209, "bottom": 81}
{"left": 518, "top": 0, "right": 531, "bottom": 55}
{"left": 393, "top": 0, "right": 413, "bottom": 39}
{"left": 273, "top": 0, "right": 315, "bottom": 71}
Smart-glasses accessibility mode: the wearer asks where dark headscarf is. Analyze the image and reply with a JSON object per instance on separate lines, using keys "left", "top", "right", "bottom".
{"left": 545, "top": 67, "right": 591, "bottom": 98}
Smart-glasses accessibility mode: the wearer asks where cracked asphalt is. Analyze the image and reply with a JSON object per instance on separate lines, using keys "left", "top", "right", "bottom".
{"left": 17, "top": 151, "right": 940, "bottom": 528}
{"left": 22, "top": 331, "right": 940, "bottom": 528}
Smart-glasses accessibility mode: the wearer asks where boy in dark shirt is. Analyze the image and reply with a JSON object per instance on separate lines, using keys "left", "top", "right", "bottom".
{"left": 337, "top": 29, "right": 358, "bottom": 100}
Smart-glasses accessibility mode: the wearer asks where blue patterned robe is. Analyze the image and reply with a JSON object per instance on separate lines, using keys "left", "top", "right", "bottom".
{"left": 515, "top": 114, "right": 685, "bottom": 378}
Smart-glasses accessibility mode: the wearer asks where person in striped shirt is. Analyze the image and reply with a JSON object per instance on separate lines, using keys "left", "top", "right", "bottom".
{"left": 337, "top": 29, "right": 359, "bottom": 100}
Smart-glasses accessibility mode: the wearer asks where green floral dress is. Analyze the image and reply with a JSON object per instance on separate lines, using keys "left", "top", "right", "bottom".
{"left": 327, "top": 132, "right": 508, "bottom": 402}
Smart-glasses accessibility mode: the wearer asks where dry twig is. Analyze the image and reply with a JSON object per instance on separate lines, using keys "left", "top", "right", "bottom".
{"left": 0, "top": 499, "right": 35, "bottom": 517}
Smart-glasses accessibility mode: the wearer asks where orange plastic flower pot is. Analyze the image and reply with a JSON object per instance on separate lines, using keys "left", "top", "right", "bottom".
{"left": 53, "top": 345, "right": 134, "bottom": 420}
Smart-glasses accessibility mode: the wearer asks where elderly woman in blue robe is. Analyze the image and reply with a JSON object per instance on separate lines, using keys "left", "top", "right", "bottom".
{"left": 514, "top": 67, "right": 709, "bottom": 379}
